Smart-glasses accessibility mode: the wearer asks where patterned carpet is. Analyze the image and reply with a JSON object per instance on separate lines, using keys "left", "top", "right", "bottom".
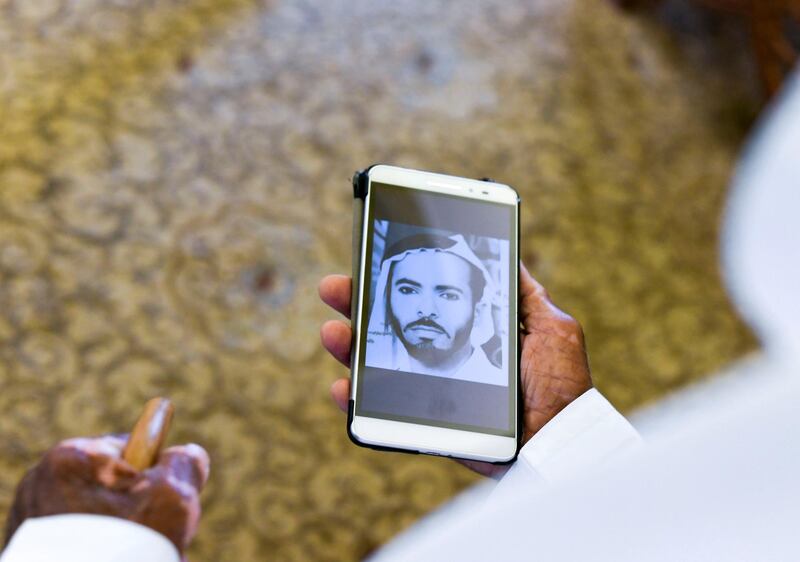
{"left": 0, "top": 0, "right": 758, "bottom": 560}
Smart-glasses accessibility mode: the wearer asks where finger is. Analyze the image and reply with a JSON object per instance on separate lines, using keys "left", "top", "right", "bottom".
{"left": 519, "top": 261, "right": 553, "bottom": 330}
{"left": 320, "top": 319, "right": 352, "bottom": 367}
{"left": 59, "top": 435, "right": 128, "bottom": 459}
{"left": 519, "top": 261, "right": 571, "bottom": 330}
{"left": 155, "top": 444, "right": 210, "bottom": 492}
{"left": 318, "top": 275, "right": 352, "bottom": 319}
{"left": 330, "top": 378, "right": 350, "bottom": 413}
{"left": 50, "top": 438, "right": 139, "bottom": 489}
{"left": 456, "top": 458, "right": 509, "bottom": 479}
{"left": 519, "top": 261, "right": 551, "bottom": 304}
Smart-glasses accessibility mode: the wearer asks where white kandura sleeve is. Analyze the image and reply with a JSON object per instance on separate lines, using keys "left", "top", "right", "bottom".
{"left": 368, "top": 388, "right": 641, "bottom": 562}
{"left": 490, "top": 387, "right": 642, "bottom": 501}
{"left": 0, "top": 514, "right": 179, "bottom": 562}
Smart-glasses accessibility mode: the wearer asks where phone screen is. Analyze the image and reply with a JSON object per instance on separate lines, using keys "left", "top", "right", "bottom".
{"left": 355, "top": 181, "right": 517, "bottom": 436}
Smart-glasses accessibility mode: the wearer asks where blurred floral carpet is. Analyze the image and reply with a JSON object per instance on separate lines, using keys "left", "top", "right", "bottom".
{"left": 0, "top": 0, "right": 758, "bottom": 560}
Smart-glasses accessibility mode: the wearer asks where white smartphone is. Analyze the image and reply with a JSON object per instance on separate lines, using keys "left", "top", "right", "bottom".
{"left": 348, "top": 164, "right": 520, "bottom": 463}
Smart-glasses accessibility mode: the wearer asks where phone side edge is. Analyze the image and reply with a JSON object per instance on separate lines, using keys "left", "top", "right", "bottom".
{"left": 494, "top": 194, "right": 522, "bottom": 465}
{"left": 347, "top": 169, "right": 367, "bottom": 447}
{"left": 348, "top": 166, "right": 420, "bottom": 456}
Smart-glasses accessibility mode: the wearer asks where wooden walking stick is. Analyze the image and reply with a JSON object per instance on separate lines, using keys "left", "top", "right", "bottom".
{"left": 123, "top": 397, "right": 175, "bottom": 470}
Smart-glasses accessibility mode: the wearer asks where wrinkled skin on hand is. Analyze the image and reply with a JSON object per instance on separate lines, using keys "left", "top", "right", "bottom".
{"left": 4, "top": 436, "right": 210, "bottom": 556}
{"left": 319, "top": 262, "right": 593, "bottom": 478}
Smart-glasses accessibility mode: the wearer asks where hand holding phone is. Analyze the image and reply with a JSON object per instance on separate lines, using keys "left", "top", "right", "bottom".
{"left": 321, "top": 262, "right": 592, "bottom": 476}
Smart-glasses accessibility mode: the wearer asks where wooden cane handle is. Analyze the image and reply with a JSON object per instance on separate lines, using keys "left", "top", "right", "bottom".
{"left": 123, "top": 398, "right": 175, "bottom": 470}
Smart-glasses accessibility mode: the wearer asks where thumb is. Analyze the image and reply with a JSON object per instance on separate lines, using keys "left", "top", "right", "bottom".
{"left": 519, "top": 261, "right": 555, "bottom": 328}
{"left": 155, "top": 444, "right": 210, "bottom": 493}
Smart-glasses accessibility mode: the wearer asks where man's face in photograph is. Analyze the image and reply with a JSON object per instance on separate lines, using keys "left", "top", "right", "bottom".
{"left": 388, "top": 250, "right": 477, "bottom": 364}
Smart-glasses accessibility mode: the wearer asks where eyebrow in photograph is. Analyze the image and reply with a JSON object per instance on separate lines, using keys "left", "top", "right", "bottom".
{"left": 394, "top": 278, "right": 466, "bottom": 295}
{"left": 394, "top": 278, "right": 421, "bottom": 288}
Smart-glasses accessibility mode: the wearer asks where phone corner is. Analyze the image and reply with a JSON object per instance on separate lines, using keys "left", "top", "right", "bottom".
{"left": 345, "top": 399, "right": 362, "bottom": 446}
{"left": 478, "top": 176, "right": 521, "bottom": 203}
{"left": 352, "top": 170, "right": 369, "bottom": 199}
{"left": 491, "top": 442, "right": 522, "bottom": 466}
{"left": 352, "top": 163, "right": 387, "bottom": 199}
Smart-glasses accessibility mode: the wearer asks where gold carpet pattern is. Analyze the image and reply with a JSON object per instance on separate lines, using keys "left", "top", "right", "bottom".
{"left": 0, "top": 0, "right": 758, "bottom": 560}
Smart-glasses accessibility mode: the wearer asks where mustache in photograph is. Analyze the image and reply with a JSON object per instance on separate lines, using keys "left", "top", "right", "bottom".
{"left": 404, "top": 317, "right": 450, "bottom": 338}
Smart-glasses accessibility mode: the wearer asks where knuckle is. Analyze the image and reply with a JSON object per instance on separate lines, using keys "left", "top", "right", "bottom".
{"left": 149, "top": 468, "right": 199, "bottom": 502}
{"left": 556, "top": 313, "right": 584, "bottom": 340}
{"left": 561, "top": 314, "right": 581, "bottom": 331}
{"left": 45, "top": 444, "right": 80, "bottom": 468}
{"left": 40, "top": 446, "right": 94, "bottom": 483}
{"left": 148, "top": 472, "right": 181, "bottom": 498}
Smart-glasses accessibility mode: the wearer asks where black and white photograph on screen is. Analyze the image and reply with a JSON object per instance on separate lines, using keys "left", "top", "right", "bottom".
{"left": 365, "top": 221, "right": 509, "bottom": 386}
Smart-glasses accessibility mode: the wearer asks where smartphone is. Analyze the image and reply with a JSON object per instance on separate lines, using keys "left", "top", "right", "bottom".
{"left": 348, "top": 164, "right": 520, "bottom": 463}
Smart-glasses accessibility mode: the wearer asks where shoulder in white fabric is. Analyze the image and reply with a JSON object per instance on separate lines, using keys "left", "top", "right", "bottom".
{"left": 724, "top": 70, "right": 800, "bottom": 359}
